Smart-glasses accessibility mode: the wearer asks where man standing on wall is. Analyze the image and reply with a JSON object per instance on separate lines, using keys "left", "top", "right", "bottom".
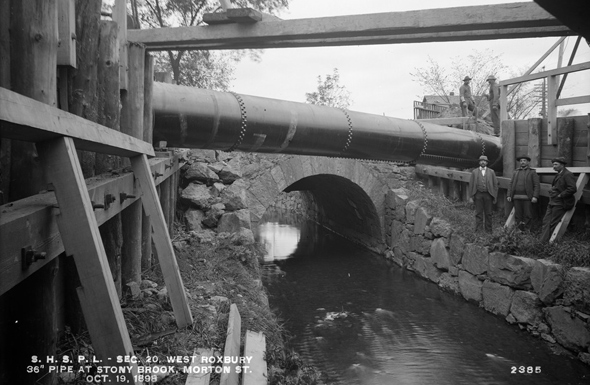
{"left": 485, "top": 75, "right": 501, "bottom": 135}
{"left": 540, "top": 157, "right": 577, "bottom": 243}
{"left": 469, "top": 155, "right": 498, "bottom": 233}
{"left": 507, "top": 155, "right": 540, "bottom": 230}
{"left": 459, "top": 76, "right": 477, "bottom": 118}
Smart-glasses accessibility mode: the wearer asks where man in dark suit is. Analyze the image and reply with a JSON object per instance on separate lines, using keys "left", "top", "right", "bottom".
{"left": 507, "top": 155, "right": 540, "bottom": 230}
{"left": 469, "top": 155, "right": 499, "bottom": 233}
{"left": 540, "top": 157, "right": 577, "bottom": 243}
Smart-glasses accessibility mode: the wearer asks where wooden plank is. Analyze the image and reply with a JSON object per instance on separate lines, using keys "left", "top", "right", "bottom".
{"left": 128, "top": 3, "right": 571, "bottom": 50}
{"left": 0, "top": 87, "right": 154, "bottom": 157}
{"left": 242, "top": 331, "right": 267, "bottom": 385}
{"left": 505, "top": 207, "right": 516, "bottom": 229}
{"left": 220, "top": 304, "right": 242, "bottom": 385}
{"left": 36, "top": 137, "right": 139, "bottom": 384}
{"left": 551, "top": 173, "right": 589, "bottom": 242}
{"left": 131, "top": 154, "right": 193, "bottom": 327}
{"left": 227, "top": 8, "right": 263, "bottom": 23}
{"left": 502, "top": 120, "right": 516, "bottom": 177}
{"left": 547, "top": 75, "right": 558, "bottom": 145}
{"left": 0, "top": 158, "right": 181, "bottom": 296}
{"left": 558, "top": 118, "right": 575, "bottom": 165}
{"left": 57, "top": 0, "right": 76, "bottom": 67}
{"left": 555, "top": 95, "right": 590, "bottom": 106}
{"left": 500, "top": 84, "right": 509, "bottom": 122}
{"left": 501, "top": 61, "right": 590, "bottom": 86}
{"left": 535, "top": 167, "right": 590, "bottom": 173}
{"left": 113, "top": 0, "right": 128, "bottom": 90}
{"left": 185, "top": 348, "right": 213, "bottom": 385}
{"left": 528, "top": 118, "right": 542, "bottom": 167}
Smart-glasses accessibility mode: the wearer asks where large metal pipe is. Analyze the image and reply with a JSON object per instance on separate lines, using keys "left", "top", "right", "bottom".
{"left": 152, "top": 82, "right": 502, "bottom": 170}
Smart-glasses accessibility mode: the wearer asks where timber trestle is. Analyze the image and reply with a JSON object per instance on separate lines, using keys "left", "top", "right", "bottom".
{"left": 0, "top": 87, "right": 193, "bottom": 384}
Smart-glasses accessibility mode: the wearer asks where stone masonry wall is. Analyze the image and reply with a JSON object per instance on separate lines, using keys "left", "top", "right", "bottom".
{"left": 384, "top": 187, "right": 590, "bottom": 366}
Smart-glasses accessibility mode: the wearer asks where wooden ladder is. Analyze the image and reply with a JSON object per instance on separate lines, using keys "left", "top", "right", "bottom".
{"left": 1, "top": 87, "right": 193, "bottom": 384}
{"left": 504, "top": 167, "right": 589, "bottom": 242}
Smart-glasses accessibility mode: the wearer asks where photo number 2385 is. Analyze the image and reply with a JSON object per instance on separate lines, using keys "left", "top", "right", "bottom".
{"left": 511, "top": 366, "right": 541, "bottom": 374}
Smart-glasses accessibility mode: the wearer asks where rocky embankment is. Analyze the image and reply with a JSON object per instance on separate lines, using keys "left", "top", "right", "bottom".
{"left": 385, "top": 188, "right": 590, "bottom": 365}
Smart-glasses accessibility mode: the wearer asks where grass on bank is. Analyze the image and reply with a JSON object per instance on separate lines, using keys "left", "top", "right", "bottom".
{"left": 408, "top": 180, "right": 590, "bottom": 268}
{"left": 56, "top": 227, "right": 324, "bottom": 385}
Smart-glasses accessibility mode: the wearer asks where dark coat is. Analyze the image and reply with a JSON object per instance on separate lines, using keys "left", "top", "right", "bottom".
{"left": 549, "top": 168, "right": 577, "bottom": 208}
{"left": 508, "top": 167, "right": 540, "bottom": 200}
{"left": 469, "top": 167, "right": 498, "bottom": 200}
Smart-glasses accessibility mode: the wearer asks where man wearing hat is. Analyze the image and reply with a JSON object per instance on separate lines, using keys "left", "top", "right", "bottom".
{"left": 459, "top": 76, "right": 477, "bottom": 118}
{"left": 468, "top": 155, "right": 499, "bottom": 233}
{"left": 540, "top": 157, "right": 577, "bottom": 242}
{"left": 485, "top": 75, "right": 501, "bottom": 135}
{"left": 507, "top": 155, "right": 540, "bottom": 230}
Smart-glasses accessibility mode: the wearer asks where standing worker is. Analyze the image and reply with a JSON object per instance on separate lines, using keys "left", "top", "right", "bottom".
{"left": 507, "top": 155, "right": 540, "bottom": 230}
{"left": 469, "top": 155, "right": 498, "bottom": 233}
{"left": 540, "top": 157, "right": 577, "bottom": 243}
{"left": 459, "top": 76, "right": 477, "bottom": 118}
{"left": 485, "top": 75, "right": 501, "bottom": 135}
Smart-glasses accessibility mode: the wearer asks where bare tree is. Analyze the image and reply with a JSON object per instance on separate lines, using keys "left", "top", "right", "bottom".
{"left": 134, "top": 0, "right": 289, "bottom": 90}
{"left": 411, "top": 50, "right": 539, "bottom": 120}
{"left": 305, "top": 68, "right": 353, "bottom": 109}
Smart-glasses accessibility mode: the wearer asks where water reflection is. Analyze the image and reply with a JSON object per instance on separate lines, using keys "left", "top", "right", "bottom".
{"left": 258, "top": 222, "right": 300, "bottom": 262}
{"left": 258, "top": 210, "right": 590, "bottom": 385}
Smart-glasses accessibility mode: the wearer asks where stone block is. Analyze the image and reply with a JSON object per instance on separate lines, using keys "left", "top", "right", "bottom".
{"left": 390, "top": 220, "right": 405, "bottom": 248}
{"left": 462, "top": 243, "right": 489, "bottom": 275}
{"left": 202, "top": 203, "right": 225, "bottom": 228}
{"left": 392, "top": 247, "right": 405, "bottom": 267}
{"left": 230, "top": 228, "right": 255, "bottom": 245}
{"left": 399, "top": 229, "right": 411, "bottom": 253}
{"left": 217, "top": 209, "right": 251, "bottom": 233}
{"left": 509, "top": 290, "right": 542, "bottom": 325}
{"left": 431, "top": 238, "right": 451, "bottom": 271}
{"left": 563, "top": 267, "right": 590, "bottom": 314}
{"left": 430, "top": 217, "right": 453, "bottom": 239}
{"left": 439, "top": 273, "right": 460, "bottom": 294}
{"left": 530, "top": 259, "right": 564, "bottom": 305}
{"left": 544, "top": 306, "right": 590, "bottom": 352}
{"left": 181, "top": 183, "right": 213, "bottom": 209}
{"left": 405, "top": 199, "right": 424, "bottom": 224}
{"left": 449, "top": 266, "right": 459, "bottom": 277}
{"left": 185, "top": 162, "right": 220, "bottom": 184}
{"left": 184, "top": 209, "right": 206, "bottom": 231}
{"left": 218, "top": 163, "right": 242, "bottom": 184}
{"left": 414, "top": 207, "right": 432, "bottom": 235}
{"left": 448, "top": 233, "right": 465, "bottom": 266}
{"left": 488, "top": 252, "right": 535, "bottom": 289}
{"left": 458, "top": 270, "right": 483, "bottom": 303}
{"left": 412, "top": 254, "right": 429, "bottom": 280}
{"left": 482, "top": 280, "right": 514, "bottom": 316}
{"left": 425, "top": 257, "right": 442, "bottom": 283}
{"left": 220, "top": 179, "right": 248, "bottom": 211}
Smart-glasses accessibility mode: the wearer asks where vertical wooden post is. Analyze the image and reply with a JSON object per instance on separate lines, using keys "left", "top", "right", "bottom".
{"left": 547, "top": 75, "right": 558, "bottom": 145}
{"left": 501, "top": 120, "right": 516, "bottom": 218}
{"left": 557, "top": 118, "right": 574, "bottom": 165}
{"left": 57, "top": 0, "right": 76, "bottom": 67}
{"left": 96, "top": 20, "right": 123, "bottom": 298}
{"left": 113, "top": 0, "right": 128, "bottom": 90}
{"left": 500, "top": 84, "right": 508, "bottom": 124}
{"left": 142, "top": 53, "right": 154, "bottom": 270}
{"left": 438, "top": 177, "right": 448, "bottom": 197}
{"left": 0, "top": 0, "right": 10, "bottom": 204}
{"left": 121, "top": 42, "right": 145, "bottom": 286}
{"left": 37, "top": 137, "right": 140, "bottom": 384}
{"left": 3, "top": 2, "right": 59, "bottom": 385}
{"left": 528, "top": 118, "right": 542, "bottom": 167}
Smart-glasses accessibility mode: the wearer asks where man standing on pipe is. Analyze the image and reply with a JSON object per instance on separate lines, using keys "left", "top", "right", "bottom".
{"left": 459, "top": 76, "right": 477, "bottom": 118}
{"left": 469, "top": 155, "right": 499, "bottom": 233}
{"left": 540, "top": 157, "right": 577, "bottom": 243}
{"left": 507, "top": 155, "right": 540, "bottom": 231}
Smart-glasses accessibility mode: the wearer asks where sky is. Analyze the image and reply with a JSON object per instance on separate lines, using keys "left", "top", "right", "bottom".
{"left": 229, "top": 0, "right": 590, "bottom": 119}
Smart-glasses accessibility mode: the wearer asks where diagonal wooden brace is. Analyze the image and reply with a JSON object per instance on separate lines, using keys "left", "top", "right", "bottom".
{"left": 550, "top": 172, "right": 589, "bottom": 243}
{"left": 37, "top": 137, "right": 141, "bottom": 384}
{"left": 131, "top": 154, "right": 193, "bottom": 328}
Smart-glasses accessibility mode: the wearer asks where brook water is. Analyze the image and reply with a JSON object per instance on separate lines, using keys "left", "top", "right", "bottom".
{"left": 257, "top": 209, "right": 590, "bottom": 385}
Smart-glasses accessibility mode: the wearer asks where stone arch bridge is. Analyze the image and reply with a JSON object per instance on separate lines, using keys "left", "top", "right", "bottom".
{"left": 241, "top": 155, "right": 408, "bottom": 253}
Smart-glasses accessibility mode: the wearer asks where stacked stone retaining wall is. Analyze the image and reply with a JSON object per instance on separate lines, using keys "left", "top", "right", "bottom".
{"left": 384, "top": 187, "right": 590, "bottom": 365}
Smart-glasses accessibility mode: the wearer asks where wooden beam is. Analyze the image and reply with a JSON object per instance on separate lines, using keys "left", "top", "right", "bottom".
{"left": 57, "top": 0, "right": 76, "bottom": 67}
{"left": 128, "top": 3, "right": 572, "bottom": 50}
{"left": 555, "top": 95, "right": 590, "bottom": 106}
{"left": 185, "top": 348, "right": 212, "bottom": 385}
{"left": 547, "top": 75, "right": 558, "bottom": 145}
{"left": 500, "top": 61, "right": 590, "bottom": 86}
{"left": 36, "top": 136, "right": 139, "bottom": 384}
{"left": 131, "top": 154, "right": 193, "bottom": 328}
{"left": 220, "top": 304, "right": 241, "bottom": 385}
{"left": 0, "top": 87, "right": 154, "bottom": 157}
{"left": 528, "top": 118, "right": 542, "bottom": 167}
{"left": 0, "top": 157, "right": 181, "bottom": 296}
{"left": 113, "top": 0, "right": 128, "bottom": 90}
{"left": 550, "top": 173, "right": 589, "bottom": 242}
{"left": 242, "top": 331, "right": 267, "bottom": 385}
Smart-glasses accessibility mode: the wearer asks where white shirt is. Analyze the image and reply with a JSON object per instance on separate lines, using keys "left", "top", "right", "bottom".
{"left": 480, "top": 167, "right": 487, "bottom": 176}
